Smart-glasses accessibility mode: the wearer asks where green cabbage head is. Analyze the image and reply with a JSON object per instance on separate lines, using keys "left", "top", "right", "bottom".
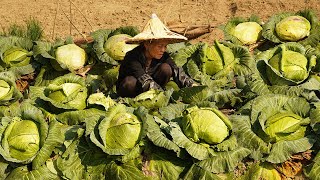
{"left": 2, "top": 118, "right": 39, "bottom": 161}
{"left": 243, "top": 162, "right": 281, "bottom": 180}
{"left": 261, "top": 113, "right": 307, "bottom": 143}
{"left": 276, "top": 15, "right": 311, "bottom": 41}
{"left": 54, "top": 44, "right": 87, "bottom": 71}
{"left": 0, "top": 80, "right": 13, "bottom": 102}
{"left": 42, "top": 73, "right": 88, "bottom": 110}
{"left": 100, "top": 104, "right": 142, "bottom": 149}
{"left": 2, "top": 47, "right": 32, "bottom": 68}
{"left": 200, "top": 41, "right": 235, "bottom": 77}
{"left": 126, "top": 89, "right": 171, "bottom": 109}
{"left": 265, "top": 45, "right": 309, "bottom": 85}
{"left": 233, "top": 22, "right": 262, "bottom": 45}
{"left": 104, "top": 34, "right": 138, "bottom": 61}
{"left": 181, "top": 106, "right": 232, "bottom": 144}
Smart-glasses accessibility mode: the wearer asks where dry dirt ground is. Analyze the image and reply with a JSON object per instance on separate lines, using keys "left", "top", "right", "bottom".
{"left": 0, "top": 0, "right": 320, "bottom": 43}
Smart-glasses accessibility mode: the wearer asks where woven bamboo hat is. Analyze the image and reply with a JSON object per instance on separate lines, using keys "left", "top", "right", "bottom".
{"left": 125, "top": 14, "right": 188, "bottom": 44}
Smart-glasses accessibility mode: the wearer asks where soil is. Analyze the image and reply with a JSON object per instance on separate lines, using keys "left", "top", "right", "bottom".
{"left": 1, "top": 0, "right": 320, "bottom": 43}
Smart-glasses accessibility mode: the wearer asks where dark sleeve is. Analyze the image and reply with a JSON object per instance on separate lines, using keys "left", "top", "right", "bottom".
{"left": 164, "top": 55, "right": 194, "bottom": 88}
{"left": 120, "top": 57, "right": 145, "bottom": 79}
{"left": 120, "top": 51, "right": 163, "bottom": 92}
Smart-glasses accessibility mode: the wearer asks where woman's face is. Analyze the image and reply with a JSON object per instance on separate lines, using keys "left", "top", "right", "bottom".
{"left": 144, "top": 39, "right": 170, "bottom": 60}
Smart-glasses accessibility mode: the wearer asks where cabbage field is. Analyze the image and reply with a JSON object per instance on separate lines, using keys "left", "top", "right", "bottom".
{"left": 1, "top": 8, "right": 320, "bottom": 180}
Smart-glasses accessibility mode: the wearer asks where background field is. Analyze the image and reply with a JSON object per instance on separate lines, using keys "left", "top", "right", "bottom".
{"left": 1, "top": 0, "right": 319, "bottom": 42}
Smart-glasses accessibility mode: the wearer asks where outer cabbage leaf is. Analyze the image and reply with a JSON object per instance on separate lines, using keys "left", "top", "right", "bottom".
{"left": 145, "top": 116, "right": 182, "bottom": 156}
{"left": 183, "top": 164, "right": 222, "bottom": 180}
{"left": 172, "top": 42, "right": 203, "bottom": 67}
{"left": 304, "top": 150, "right": 320, "bottom": 180}
{"left": 105, "top": 160, "right": 147, "bottom": 180}
{"left": 196, "top": 147, "right": 251, "bottom": 173}
{"left": 143, "top": 144, "right": 190, "bottom": 180}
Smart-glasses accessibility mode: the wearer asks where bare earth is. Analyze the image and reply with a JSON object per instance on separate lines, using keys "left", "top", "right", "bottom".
{"left": 1, "top": 0, "right": 320, "bottom": 43}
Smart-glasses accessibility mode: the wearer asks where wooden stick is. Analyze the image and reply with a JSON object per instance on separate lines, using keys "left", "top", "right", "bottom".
{"left": 52, "top": 0, "right": 60, "bottom": 40}
{"left": 61, "top": 7, "right": 86, "bottom": 39}
{"left": 168, "top": 24, "right": 215, "bottom": 29}
{"left": 69, "top": 0, "right": 94, "bottom": 32}
{"left": 69, "top": 0, "right": 72, "bottom": 35}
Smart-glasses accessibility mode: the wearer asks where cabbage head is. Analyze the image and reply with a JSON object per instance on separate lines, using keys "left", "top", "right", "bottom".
{"left": 2, "top": 47, "right": 32, "bottom": 68}
{"left": 260, "top": 113, "right": 308, "bottom": 143}
{"left": 181, "top": 106, "right": 232, "bottom": 144}
{"left": 0, "top": 72, "right": 22, "bottom": 105}
{"left": 241, "top": 162, "right": 281, "bottom": 180}
{"left": 54, "top": 44, "right": 87, "bottom": 71}
{"left": 257, "top": 43, "right": 314, "bottom": 85}
{"left": 200, "top": 41, "right": 235, "bottom": 77}
{"left": 124, "top": 89, "right": 172, "bottom": 110}
{"left": 275, "top": 16, "right": 311, "bottom": 41}
{"left": 90, "top": 104, "right": 144, "bottom": 155}
{"left": 104, "top": 34, "right": 138, "bottom": 61}
{"left": 233, "top": 22, "right": 262, "bottom": 45}
{"left": 41, "top": 73, "right": 88, "bottom": 110}
{"left": 231, "top": 94, "right": 315, "bottom": 163}
{"left": 0, "top": 103, "right": 48, "bottom": 164}
{"left": 3, "top": 119, "right": 40, "bottom": 161}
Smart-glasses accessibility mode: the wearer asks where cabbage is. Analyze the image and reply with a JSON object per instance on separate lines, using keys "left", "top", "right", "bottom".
{"left": 2, "top": 47, "right": 32, "bottom": 68}
{"left": 231, "top": 94, "right": 315, "bottom": 163}
{"left": 54, "top": 44, "right": 87, "bottom": 71}
{"left": 233, "top": 22, "right": 262, "bottom": 45}
{"left": 0, "top": 103, "right": 49, "bottom": 165}
{"left": 263, "top": 113, "right": 307, "bottom": 143}
{"left": 181, "top": 106, "right": 231, "bottom": 144}
{"left": 41, "top": 73, "right": 88, "bottom": 110}
{"left": 4, "top": 119, "right": 40, "bottom": 161}
{"left": 124, "top": 89, "right": 172, "bottom": 110}
{"left": 104, "top": 34, "right": 138, "bottom": 61}
{"left": 200, "top": 41, "right": 235, "bottom": 76}
{"left": 90, "top": 104, "right": 145, "bottom": 155}
{"left": 276, "top": 16, "right": 311, "bottom": 41}
{"left": 0, "top": 72, "right": 22, "bottom": 105}
{"left": 257, "top": 43, "right": 315, "bottom": 86}
{"left": 104, "top": 112, "right": 141, "bottom": 149}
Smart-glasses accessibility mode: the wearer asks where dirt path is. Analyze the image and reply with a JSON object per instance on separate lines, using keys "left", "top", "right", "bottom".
{"left": 1, "top": 0, "right": 319, "bottom": 43}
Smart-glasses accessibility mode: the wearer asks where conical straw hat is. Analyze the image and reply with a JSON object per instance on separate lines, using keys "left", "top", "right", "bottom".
{"left": 126, "top": 14, "right": 188, "bottom": 44}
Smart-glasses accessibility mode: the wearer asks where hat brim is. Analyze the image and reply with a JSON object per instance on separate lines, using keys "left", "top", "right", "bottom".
{"left": 125, "top": 36, "right": 187, "bottom": 44}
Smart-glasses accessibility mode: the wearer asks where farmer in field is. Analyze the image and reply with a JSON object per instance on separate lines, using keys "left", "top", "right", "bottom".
{"left": 116, "top": 14, "right": 194, "bottom": 97}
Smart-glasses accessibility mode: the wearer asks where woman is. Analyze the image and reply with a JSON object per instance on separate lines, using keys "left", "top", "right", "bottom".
{"left": 116, "top": 14, "right": 194, "bottom": 97}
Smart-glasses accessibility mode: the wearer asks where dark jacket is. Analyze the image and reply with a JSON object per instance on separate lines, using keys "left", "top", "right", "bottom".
{"left": 117, "top": 45, "right": 193, "bottom": 91}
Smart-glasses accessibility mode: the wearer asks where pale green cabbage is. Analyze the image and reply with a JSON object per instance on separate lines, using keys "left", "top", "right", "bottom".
{"left": 3, "top": 119, "right": 40, "bottom": 161}
{"left": 104, "top": 112, "right": 141, "bottom": 149}
{"left": 104, "top": 34, "right": 138, "bottom": 61}
{"left": 276, "top": 15, "right": 311, "bottom": 41}
{"left": 2, "top": 47, "right": 32, "bottom": 67}
{"left": 265, "top": 45, "right": 309, "bottom": 85}
{"left": 201, "top": 41, "right": 235, "bottom": 76}
{"left": 233, "top": 22, "right": 262, "bottom": 45}
{"left": 181, "top": 106, "right": 232, "bottom": 144}
{"left": 54, "top": 44, "right": 87, "bottom": 71}
{"left": 263, "top": 113, "right": 307, "bottom": 143}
